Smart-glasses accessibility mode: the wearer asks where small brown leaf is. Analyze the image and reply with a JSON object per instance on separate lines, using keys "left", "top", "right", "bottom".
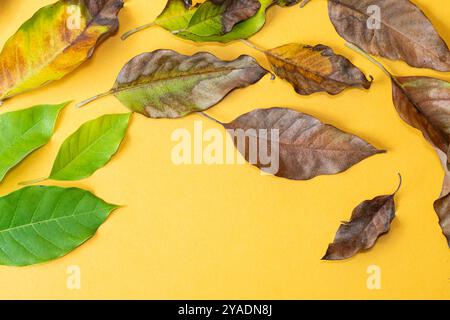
{"left": 348, "top": 43, "right": 450, "bottom": 247}
{"left": 265, "top": 43, "right": 372, "bottom": 95}
{"left": 328, "top": 0, "right": 450, "bottom": 71}
{"left": 323, "top": 175, "right": 401, "bottom": 260}
{"left": 222, "top": 107, "right": 384, "bottom": 180}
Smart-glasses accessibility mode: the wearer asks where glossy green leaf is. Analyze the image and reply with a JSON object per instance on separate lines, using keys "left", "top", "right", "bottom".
{"left": 0, "top": 102, "right": 67, "bottom": 182}
{"left": 48, "top": 113, "right": 130, "bottom": 181}
{"left": 0, "top": 185, "right": 118, "bottom": 266}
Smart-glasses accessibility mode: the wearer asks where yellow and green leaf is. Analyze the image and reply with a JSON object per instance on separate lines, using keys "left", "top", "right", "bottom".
{"left": 0, "top": 0, "right": 124, "bottom": 103}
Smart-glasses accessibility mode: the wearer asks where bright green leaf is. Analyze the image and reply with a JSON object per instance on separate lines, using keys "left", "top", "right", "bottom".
{"left": 0, "top": 102, "right": 67, "bottom": 182}
{"left": 48, "top": 113, "right": 131, "bottom": 181}
{"left": 0, "top": 185, "right": 118, "bottom": 266}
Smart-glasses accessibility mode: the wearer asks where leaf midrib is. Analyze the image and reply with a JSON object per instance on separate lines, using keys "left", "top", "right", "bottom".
{"left": 228, "top": 122, "right": 378, "bottom": 155}
{"left": 51, "top": 122, "right": 121, "bottom": 177}
{"left": 266, "top": 49, "right": 355, "bottom": 88}
{"left": 113, "top": 65, "right": 260, "bottom": 95}
{"left": 0, "top": 209, "right": 106, "bottom": 235}
{"left": 0, "top": 115, "right": 51, "bottom": 164}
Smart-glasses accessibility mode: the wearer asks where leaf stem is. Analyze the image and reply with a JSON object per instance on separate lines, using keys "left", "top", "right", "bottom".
{"left": 75, "top": 91, "right": 112, "bottom": 109}
{"left": 121, "top": 22, "right": 156, "bottom": 41}
{"left": 19, "top": 177, "right": 47, "bottom": 186}
{"left": 393, "top": 173, "right": 403, "bottom": 195}
{"left": 198, "top": 112, "right": 223, "bottom": 125}
{"left": 300, "top": 0, "right": 311, "bottom": 7}
{"left": 240, "top": 39, "right": 266, "bottom": 54}
{"left": 345, "top": 42, "right": 392, "bottom": 77}
{"left": 345, "top": 42, "right": 405, "bottom": 89}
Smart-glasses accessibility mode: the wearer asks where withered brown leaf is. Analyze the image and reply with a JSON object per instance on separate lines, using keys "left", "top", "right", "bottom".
{"left": 323, "top": 175, "right": 401, "bottom": 260}
{"left": 221, "top": 107, "right": 384, "bottom": 180}
{"left": 264, "top": 43, "right": 372, "bottom": 95}
{"left": 391, "top": 76, "right": 450, "bottom": 246}
{"left": 328, "top": 0, "right": 450, "bottom": 71}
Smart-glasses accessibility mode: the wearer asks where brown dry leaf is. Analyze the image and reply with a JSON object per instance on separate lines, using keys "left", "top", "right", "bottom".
{"left": 222, "top": 107, "right": 385, "bottom": 180}
{"left": 391, "top": 76, "right": 450, "bottom": 246}
{"left": 327, "top": 0, "right": 450, "bottom": 71}
{"left": 264, "top": 43, "right": 372, "bottom": 95}
{"left": 323, "top": 176, "right": 401, "bottom": 260}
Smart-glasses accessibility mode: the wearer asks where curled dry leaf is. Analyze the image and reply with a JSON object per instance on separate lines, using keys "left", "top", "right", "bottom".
{"left": 77, "top": 50, "right": 268, "bottom": 118}
{"left": 0, "top": 186, "right": 118, "bottom": 266}
{"left": 218, "top": 107, "right": 384, "bottom": 180}
{"left": 0, "top": 0, "right": 124, "bottom": 103}
{"left": 323, "top": 175, "right": 401, "bottom": 260}
{"left": 264, "top": 43, "right": 372, "bottom": 95}
{"left": 391, "top": 76, "right": 450, "bottom": 246}
{"left": 349, "top": 43, "right": 450, "bottom": 246}
{"left": 122, "top": 0, "right": 274, "bottom": 43}
{"left": 327, "top": 0, "right": 450, "bottom": 71}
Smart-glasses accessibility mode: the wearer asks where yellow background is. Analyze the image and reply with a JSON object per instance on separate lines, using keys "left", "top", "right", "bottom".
{"left": 0, "top": 0, "right": 449, "bottom": 299}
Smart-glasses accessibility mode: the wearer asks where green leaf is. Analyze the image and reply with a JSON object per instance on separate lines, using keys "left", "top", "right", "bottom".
{"left": 156, "top": 0, "right": 198, "bottom": 31}
{"left": 176, "top": 0, "right": 273, "bottom": 42}
{"left": 0, "top": 186, "right": 118, "bottom": 266}
{"left": 122, "top": 0, "right": 273, "bottom": 43}
{"left": 76, "top": 50, "right": 268, "bottom": 118}
{"left": 184, "top": 1, "right": 226, "bottom": 36}
{"left": 0, "top": 102, "right": 67, "bottom": 183}
{"left": 48, "top": 113, "right": 130, "bottom": 181}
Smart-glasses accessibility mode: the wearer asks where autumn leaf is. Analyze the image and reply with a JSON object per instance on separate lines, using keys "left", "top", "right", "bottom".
{"left": 122, "top": 0, "right": 275, "bottom": 43}
{"left": 262, "top": 43, "right": 372, "bottom": 95}
{"left": 327, "top": 0, "right": 450, "bottom": 71}
{"left": 76, "top": 50, "right": 268, "bottom": 118}
{"left": 0, "top": 186, "right": 118, "bottom": 266}
{"left": 0, "top": 0, "right": 124, "bottom": 103}
{"left": 392, "top": 77, "right": 450, "bottom": 246}
{"left": 349, "top": 43, "right": 450, "bottom": 246}
{"left": 213, "top": 107, "right": 385, "bottom": 180}
{"left": 323, "top": 175, "right": 401, "bottom": 260}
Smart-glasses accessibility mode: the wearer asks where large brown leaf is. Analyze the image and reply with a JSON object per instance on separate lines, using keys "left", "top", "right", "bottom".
{"left": 327, "top": 0, "right": 450, "bottom": 71}
{"left": 265, "top": 43, "right": 372, "bottom": 95}
{"left": 222, "top": 107, "right": 384, "bottom": 180}
{"left": 391, "top": 76, "right": 450, "bottom": 246}
{"left": 323, "top": 176, "right": 401, "bottom": 260}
